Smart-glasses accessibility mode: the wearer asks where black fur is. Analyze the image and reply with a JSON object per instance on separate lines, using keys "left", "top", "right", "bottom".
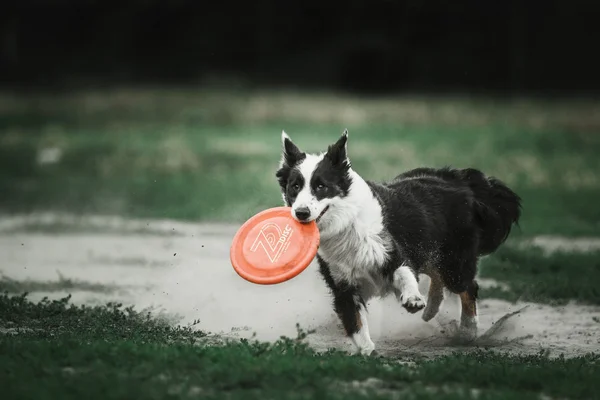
{"left": 317, "top": 254, "right": 365, "bottom": 336}
{"left": 281, "top": 169, "right": 305, "bottom": 205}
{"left": 323, "top": 131, "right": 350, "bottom": 168}
{"left": 276, "top": 136, "right": 307, "bottom": 203}
{"left": 276, "top": 133, "right": 521, "bottom": 347}
{"left": 369, "top": 166, "right": 522, "bottom": 294}
{"left": 310, "top": 156, "right": 352, "bottom": 200}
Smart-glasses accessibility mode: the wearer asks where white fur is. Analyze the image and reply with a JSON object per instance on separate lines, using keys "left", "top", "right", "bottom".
{"left": 393, "top": 265, "right": 426, "bottom": 309}
{"left": 280, "top": 131, "right": 422, "bottom": 353}
{"left": 281, "top": 133, "right": 393, "bottom": 289}
{"left": 350, "top": 302, "right": 375, "bottom": 355}
{"left": 291, "top": 153, "right": 327, "bottom": 221}
{"left": 317, "top": 170, "right": 393, "bottom": 287}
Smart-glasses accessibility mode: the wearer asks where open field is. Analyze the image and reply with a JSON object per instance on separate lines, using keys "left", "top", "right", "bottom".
{"left": 1, "top": 88, "right": 600, "bottom": 399}
{"left": 1, "top": 88, "right": 600, "bottom": 235}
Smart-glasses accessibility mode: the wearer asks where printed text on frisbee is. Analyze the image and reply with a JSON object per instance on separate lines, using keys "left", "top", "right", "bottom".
{"left": 250, "top": 222, "right": 294, "bottom": 263}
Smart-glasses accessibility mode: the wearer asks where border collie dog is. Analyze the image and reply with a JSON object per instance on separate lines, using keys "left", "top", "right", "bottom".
{"left": 275, "top": 130, "right": 522, "bottom": 355}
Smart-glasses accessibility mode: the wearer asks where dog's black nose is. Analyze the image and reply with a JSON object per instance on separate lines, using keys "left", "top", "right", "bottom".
{"left": 295, "top": 207, "right": 311, "bottom": 221}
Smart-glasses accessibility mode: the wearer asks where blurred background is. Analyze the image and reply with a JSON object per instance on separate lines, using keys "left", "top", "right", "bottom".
{"left": 1, "top": 0, "right": 599, "bottom": 236}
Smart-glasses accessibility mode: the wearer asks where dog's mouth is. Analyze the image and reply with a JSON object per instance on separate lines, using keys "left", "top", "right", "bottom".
{"left": 316, "top": 206, "right": 330, "bottom": 223}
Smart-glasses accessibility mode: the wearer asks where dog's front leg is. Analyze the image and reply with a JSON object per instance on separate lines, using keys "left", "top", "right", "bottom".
{"left": 392, "top": 264, "right": 427, "bottom": 314}
{"left": 317, "top": 256, "right": 375, "bottom": 356}
{"left": 334, "top": 289, "right": 374, "bottom": 356}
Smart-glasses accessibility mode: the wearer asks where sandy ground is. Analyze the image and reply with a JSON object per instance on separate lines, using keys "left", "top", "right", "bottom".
{"left": 1, "top": 214, "right": 599, "bottom": 359}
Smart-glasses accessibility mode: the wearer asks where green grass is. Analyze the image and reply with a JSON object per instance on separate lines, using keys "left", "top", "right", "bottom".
{"left": 1, "top": 89, "right": 599, "bottom": 236}
{"left": 479, "top": 246, "right": 600, "bottom": 305}
{"left": 1, "top": 293, "right": 599, "bottom": 400}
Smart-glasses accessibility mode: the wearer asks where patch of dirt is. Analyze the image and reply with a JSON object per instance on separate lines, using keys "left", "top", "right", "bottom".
{"left": 0, "top": 212, "right": 238, "bottom": 237}
{"left": 1, "top": 215, "right": 599, "bottom": 359}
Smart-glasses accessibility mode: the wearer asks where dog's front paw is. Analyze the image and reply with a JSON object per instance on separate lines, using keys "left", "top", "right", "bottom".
{"left": 351, "top": 337, "right": 375, "bottom": 356}
{"left": 356, "top": 340, "right": 376, "bottom": 356}
{"left": 401, "top": 294, "right": 426, "bottom": 314}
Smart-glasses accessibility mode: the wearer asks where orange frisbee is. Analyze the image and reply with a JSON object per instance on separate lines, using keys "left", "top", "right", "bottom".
{"left": 230, "top": 206, "right": 320, "bottom": 285}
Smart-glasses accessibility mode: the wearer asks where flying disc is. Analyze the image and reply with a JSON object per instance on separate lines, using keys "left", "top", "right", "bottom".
{"left": 230, "top": 206, "right": 320, "bottom": 285}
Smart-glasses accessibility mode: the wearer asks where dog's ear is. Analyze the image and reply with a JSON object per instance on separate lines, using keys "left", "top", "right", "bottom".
{"left": 280, "top": 130, "right": 303, "bottom": 167}
{"left": 325, "top": 129, "right": 350, "bottom": 168}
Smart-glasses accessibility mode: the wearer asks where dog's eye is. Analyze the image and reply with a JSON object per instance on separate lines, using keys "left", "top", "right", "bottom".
{"left": 292, "top": 184, "right": 300, "bottom": 191}
{"left": 317, "top": 183, "right": 325, "bottom": 190}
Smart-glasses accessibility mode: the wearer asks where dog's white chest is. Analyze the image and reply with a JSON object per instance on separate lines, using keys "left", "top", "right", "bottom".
{"left": 318, "top": 226, "right": 391, "bottom": 286}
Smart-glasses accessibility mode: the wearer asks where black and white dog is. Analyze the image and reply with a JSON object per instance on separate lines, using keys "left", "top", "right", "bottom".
{"left": 275, "top": 130, "right": 522, "bottom": 355}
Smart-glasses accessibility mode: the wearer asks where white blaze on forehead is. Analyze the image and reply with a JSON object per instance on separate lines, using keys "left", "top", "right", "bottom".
{"left": 293, "top": 153, "right": 324, "bottom": 211}
{"left": 297, "top": 153, "right": 324, "bottom": 183}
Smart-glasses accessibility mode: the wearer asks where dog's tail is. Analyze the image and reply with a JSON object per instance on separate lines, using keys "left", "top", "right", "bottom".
{"left": 459, "top": 168, "right": 522, "bottom": 255}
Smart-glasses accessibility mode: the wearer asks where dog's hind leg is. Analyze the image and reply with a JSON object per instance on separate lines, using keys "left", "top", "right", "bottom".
{"left": 392, "top": 264, "right": 427, "bottom": 314}
{"left": 438, "top": 237, "right": 480, "bottom": 341}
{"left": 458, "top": 279, "right": 479, "bottom": 341}
{"left": 422, "top": 270, "right": 444, "bottom": 322}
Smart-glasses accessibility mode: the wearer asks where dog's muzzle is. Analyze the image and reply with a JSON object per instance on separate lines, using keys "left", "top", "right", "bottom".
{"left": 294, "top": 206, "right": 329, "bottom": 224}
{"left": 294, "top": 207, "right": 311, "bottom": 222}
{"left": 316, "top": 206, "right": 329, "bottom": 223}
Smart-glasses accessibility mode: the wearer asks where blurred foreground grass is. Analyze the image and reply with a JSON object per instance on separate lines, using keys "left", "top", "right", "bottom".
{"left": 1, "top": 88, "right": 599, "bottom": 236}
{"left": 1, "top": 292, "right": 599, "bottom": 400}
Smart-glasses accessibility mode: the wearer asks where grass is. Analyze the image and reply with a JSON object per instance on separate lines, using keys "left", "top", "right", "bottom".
{"left": 1, "top": 292, "right": 599, "bottom": 400}
{"left": 479, "top": 246, "right": 600, "bottom": 305}
{"left": 1, "top": 89, "right": 599, "bottom": 236}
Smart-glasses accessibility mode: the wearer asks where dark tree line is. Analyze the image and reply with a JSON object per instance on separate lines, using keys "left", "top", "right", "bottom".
{"left": 1, "top": 0, "right": 599, "bottom": 96}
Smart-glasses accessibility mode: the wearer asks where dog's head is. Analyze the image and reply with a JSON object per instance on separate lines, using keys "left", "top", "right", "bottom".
{"left": 275, "top": 130, "right": 353, "bottom": 226}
